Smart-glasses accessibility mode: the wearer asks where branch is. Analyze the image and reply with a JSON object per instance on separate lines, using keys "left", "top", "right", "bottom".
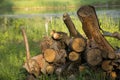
{"left": 21, "top": 28, "right": 31, "bottom": 60}
{"left": 63, "top": 13, "right": 84, "bottom": 38}
{"left": 102, "top": 31, "right": 120, "bottom": 40}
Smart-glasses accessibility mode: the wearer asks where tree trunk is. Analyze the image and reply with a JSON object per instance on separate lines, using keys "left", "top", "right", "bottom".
{"left": 77, "top": 5, "right": 116, "bottom": 59}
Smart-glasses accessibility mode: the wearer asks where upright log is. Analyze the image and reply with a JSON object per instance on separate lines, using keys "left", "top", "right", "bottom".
{"left": 63, "top": 13, "right": 84, "bottom": 38}
{"left": 77, "top": 5, "right": 116, "bottom": 59}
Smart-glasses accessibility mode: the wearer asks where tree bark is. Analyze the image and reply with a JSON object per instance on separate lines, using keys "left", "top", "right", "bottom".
{"left": 77, "top": 5, "right": 116, "bottom": 59}
{"left": 23, "top": 54, "right": 49, "bottom": 76}
{"left": 63, "top": 13, "right": 84, "bottom": 38}
{"left": 40, "top": 37, "right": 53, "bottom": 53}
{"left": 21, "top": 28, "right": 30, "bottom": 60}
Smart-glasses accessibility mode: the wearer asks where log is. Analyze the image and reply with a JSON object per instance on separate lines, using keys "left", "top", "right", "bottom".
{"left": 63, "top": 13, "right": 83, "bottom": 38}
{"left": 86, "top": 48, "right": 102, "bottom": 66}
{"left": 51, "top": 30, "right": 68, "bottom": 40}
{"left": 44, "top": 49, "right": 66, "bottom": 63}
{"left": 46, "top": 65, "right": 55, "bottom": 74}
{"left": 69, "top": 37, "right": 86, "bottom": 52}
{"left": 50, "top": 38, "right": 67, "bottom": 50}
{"left": 110, "top": 71, "right": 117, "bottom": 80}
{"left": 50, "top": 30, "right": 86, "bottom": 52}
{"left": 32, "top": 55, "right": 49, "bottom": 74}
{"left": 23, "top": 54, "right": 49, "bottom": 76}
{"left": 101, "top": 60, "right": 113, "bottom": 71}
{"left": 77, "top": 5, "right": 116, "bottom": 59}
{"left": 44, "top": 49, "right": 57, "bottom": 63}
{"left": 79, "top": 65, "right": 86, "bottom": 72}
{"left": 23, "top": 58, "right": 40, "bottom": 77}
{"left": 69, "top": 51, "right": 80, "bottom": 61}
{"left": 50, "top": 30, "right": 71, "bottom": 46}
{"left": 40, "top": 37, "right": 53, "bottom": 53}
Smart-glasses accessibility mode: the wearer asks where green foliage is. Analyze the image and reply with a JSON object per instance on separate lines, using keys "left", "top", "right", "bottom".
{"left": 0, "top": 15, "right": 119, "bottom": 80}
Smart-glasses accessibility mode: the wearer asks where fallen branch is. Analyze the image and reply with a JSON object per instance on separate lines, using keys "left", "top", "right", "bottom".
{"left": 102, "top": 31, "right": 120, "bottom": 40}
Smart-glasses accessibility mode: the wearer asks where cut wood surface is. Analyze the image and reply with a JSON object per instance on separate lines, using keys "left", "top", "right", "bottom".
{"left": 44, "top": 49, "right": 66, "bottom": 63}
{"left": 77, "top": 5, "right": 116, "bottom": 59}
{"left": 86, "top": 48, "right": 102, "bottom": 66}
{"left": 69, "top": 51, "right": 80, "bottom": 61}
{"left": 44, "top": 49, "right": 57, "bottom": 63}
{"left": 46, "top": 65, "right": 55, "bottom": 74}
{"left": 110, "top": 71, "right": 117, "bottom": 79}
{"left": 101, "top": 60, "right": 113, "bottom": 71}
{"left": 69, "top": 38, "right": 86, "bottom": 52}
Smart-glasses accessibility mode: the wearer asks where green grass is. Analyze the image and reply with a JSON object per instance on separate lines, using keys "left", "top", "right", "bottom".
{"left": 2, "top": 0, "right": 112, "bottom": 7}
{"left": 0, "top": 14, "right": 120, "bottom": 80}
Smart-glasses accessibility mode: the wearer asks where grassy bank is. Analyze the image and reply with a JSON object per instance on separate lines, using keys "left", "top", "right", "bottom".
{"left": 0, "top": 14, "right": 120, "bottom": 80}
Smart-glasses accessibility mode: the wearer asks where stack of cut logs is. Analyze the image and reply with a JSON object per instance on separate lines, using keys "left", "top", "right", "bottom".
{"left": 22, "top": 5, "right": 120, "bottom": 80}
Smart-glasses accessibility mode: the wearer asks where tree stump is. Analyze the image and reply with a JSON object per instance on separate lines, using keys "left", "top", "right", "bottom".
{"left": 77, "top": 5, "right": 116, "bottom": 59}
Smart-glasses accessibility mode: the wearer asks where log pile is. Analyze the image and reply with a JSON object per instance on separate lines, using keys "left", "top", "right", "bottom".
{"left": 22, "top": 5, "right": 120, "bottom": 80}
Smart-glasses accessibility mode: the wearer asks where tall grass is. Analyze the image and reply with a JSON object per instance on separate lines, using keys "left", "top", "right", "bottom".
{"left": 0, "top": 14, "right": 119, "bottom": 80}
